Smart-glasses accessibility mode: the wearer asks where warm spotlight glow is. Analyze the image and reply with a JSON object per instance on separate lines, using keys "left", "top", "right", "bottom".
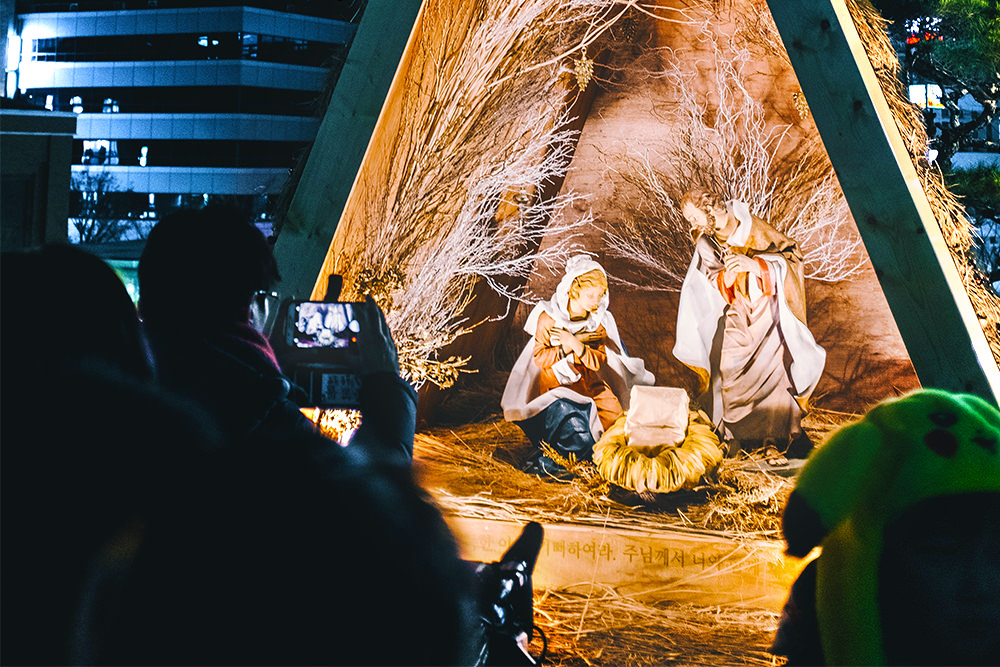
{"left": 301, "top": 407, "right": 362, "bottom": 446}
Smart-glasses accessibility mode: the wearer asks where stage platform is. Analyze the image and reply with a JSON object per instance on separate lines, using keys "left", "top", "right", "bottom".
{"left": 413, "top": 402, "right": 834, "bottom": 664}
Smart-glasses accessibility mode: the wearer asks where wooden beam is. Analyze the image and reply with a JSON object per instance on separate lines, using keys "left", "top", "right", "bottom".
{"left": 765, "top": 0, "right": 1000, "bottom": 405}
{"left": 272, "top": 0, "right": 424, "bottom": 300}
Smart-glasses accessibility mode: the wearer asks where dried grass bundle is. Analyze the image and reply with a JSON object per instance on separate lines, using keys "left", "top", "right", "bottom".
{"left": 533, "top": 585, "right": 780, "bottom": 666}
{"left": 699, "top": 459, "right": 792, "bottom": 537}
{"left": 309, "top": 408, "right": 362, "bottom": 444}
{"left": 414, "top": 408, "right": 851, "bottom": 540}
{"left": 734, "top": 0, "right": 791, "bottom": 64}
{"left": 844, "top": 0, "right": 1000, "bottom": 364}
{"left": 845, "top": 0, "right": 928, "bottom": 160}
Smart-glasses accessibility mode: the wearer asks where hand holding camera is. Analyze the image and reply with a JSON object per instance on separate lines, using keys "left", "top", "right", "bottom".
{"left": 356, "top": 295, "right": 400, "bottom": 377}
{"left": 273, "top": 295, "right": 401, "bottom": 409}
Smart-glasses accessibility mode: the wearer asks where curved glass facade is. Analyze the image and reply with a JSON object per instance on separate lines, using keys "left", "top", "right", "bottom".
{"left": 11, "top": 1, "right": 364, "bottom": 236}
{"left": 31, "top": 33, "right": 345, "bottom": 67}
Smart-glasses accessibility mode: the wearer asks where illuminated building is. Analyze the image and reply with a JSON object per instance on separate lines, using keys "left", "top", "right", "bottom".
{"left": 5, "top": 1, "right": 364, "bottom": 240}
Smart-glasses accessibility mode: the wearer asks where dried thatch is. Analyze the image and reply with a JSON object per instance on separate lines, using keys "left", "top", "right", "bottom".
{"left": 846, "top": 0, "right": 1000, "bottom": 365}
{"left": 414, "top": 412, "right": 810, "bottom": 665}
{"left": 532, "top": 586, "right": 780, "bottom": 666}
{"left": 411, "top": 375, "right": 855, "bottom": 665}
{"left": 415, "top": 398, "right": 849, "bottom": 540}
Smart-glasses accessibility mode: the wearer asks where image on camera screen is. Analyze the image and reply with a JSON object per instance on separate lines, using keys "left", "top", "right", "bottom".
{"left": 292, "top": 302, "right": 361, "bottom": 349}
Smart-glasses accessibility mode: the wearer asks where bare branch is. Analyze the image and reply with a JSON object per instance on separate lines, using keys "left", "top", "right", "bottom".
{"left": 603, "top": 15, "right": 866, "bottom": 289}
{"left": 333, "top": 0, "right": 621, "bottom": 387}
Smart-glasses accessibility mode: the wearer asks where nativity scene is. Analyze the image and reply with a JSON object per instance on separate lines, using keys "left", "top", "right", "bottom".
{"left": 271, "top": 0, "right": 1000, "bottom": 662}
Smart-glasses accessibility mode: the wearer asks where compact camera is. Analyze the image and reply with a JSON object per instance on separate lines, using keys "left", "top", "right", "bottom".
{"left": 273, "top": 299, "right": 376, "bottom": 409}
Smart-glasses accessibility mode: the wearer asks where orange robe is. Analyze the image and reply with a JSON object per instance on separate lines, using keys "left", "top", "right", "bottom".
{"left": 531, "top": 311, "right": 623, "bottom": 430}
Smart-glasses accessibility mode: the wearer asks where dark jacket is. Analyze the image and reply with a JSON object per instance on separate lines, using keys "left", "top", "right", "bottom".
{"left": 148, "top": 322, "right": 418, "bottom": 462}
{"left": 1, "top": 361, "right": 223, "bottom": 666}
{"left": 103, "top": 393, "right": 475, "bottom": 666}
{"left": 147, "top": 321, "right": 317, "bottom": 445}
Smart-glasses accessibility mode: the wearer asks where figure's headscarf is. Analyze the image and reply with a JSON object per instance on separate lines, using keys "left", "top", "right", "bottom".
{"left": 526, "top": 254, "right": 609, "bottom": 335}
{"left": 781, "top": 388, "right": 1000, "bottom": 665}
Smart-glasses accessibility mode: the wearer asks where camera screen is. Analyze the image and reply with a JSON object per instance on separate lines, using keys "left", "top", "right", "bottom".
{"left": 292, "top": 302, "right": 361, "bottom": 349}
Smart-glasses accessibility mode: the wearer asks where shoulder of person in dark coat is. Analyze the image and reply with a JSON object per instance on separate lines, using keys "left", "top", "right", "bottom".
{"left": 148, "top": 327, "right": 318, "bottom": 445}
{"left": 105, "top": 424, "right": 478, "bottom": 666}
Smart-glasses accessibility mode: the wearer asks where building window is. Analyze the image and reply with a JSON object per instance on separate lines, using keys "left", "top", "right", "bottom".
{"left": 241, "top": 33, "right": 259, "bottom": 58}
{"left": 82, "top": 139, "right": 118, "bottom": 165}
{"left": 24, "top": 32, "right": 336, "bottom": 66}
{"left": 31, "top": 39, "right": 57, "bottom": 62}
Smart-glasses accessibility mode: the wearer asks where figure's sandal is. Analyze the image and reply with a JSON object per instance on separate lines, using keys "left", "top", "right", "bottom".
{"left": 762, "top": 442, "right": 789, "bottom": 467}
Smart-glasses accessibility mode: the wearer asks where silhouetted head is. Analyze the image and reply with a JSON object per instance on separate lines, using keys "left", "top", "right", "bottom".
{"left": 1, "top": 243, "right": 154, "bottom": 382}
{"left": 138, "top": 205, "right": 280, "bottom": 333}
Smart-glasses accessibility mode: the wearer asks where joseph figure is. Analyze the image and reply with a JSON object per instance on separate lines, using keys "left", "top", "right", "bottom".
{"left": 673, "top": 188, "right": 826, "bottom": 460}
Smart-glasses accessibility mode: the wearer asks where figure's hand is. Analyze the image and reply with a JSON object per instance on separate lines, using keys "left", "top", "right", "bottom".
{"left": 550, "top": 327, "right": 584, "bottom": 357}
{"left": 549, "top": 327, "right": 569, "bottom": 349}
{"left": 358, "top": 295, "right": 400, "bottom": 376}
{"left": 723, "top": 253, "right": 759, "bottom": 284}
{"left": 575, "top": 330, "right": 603, "bottom": 347}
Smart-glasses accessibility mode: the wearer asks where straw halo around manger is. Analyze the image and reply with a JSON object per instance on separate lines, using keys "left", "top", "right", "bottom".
{"left": 592, "top": 410, "right": 725, "bottom": 496}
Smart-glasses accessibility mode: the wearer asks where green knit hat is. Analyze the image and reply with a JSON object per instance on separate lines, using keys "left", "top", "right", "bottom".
{"left": 781, "top": 388, "right": 1000, "bottom": 665}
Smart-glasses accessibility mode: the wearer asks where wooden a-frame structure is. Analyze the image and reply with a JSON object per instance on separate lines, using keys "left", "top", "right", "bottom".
{"left": 273, "top": 0, "right": 1000, "bottom": 408}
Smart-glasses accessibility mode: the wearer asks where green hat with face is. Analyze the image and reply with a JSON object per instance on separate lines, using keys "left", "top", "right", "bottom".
{"left": 781, "top": 388, "right": 1000, "bottom": 665}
